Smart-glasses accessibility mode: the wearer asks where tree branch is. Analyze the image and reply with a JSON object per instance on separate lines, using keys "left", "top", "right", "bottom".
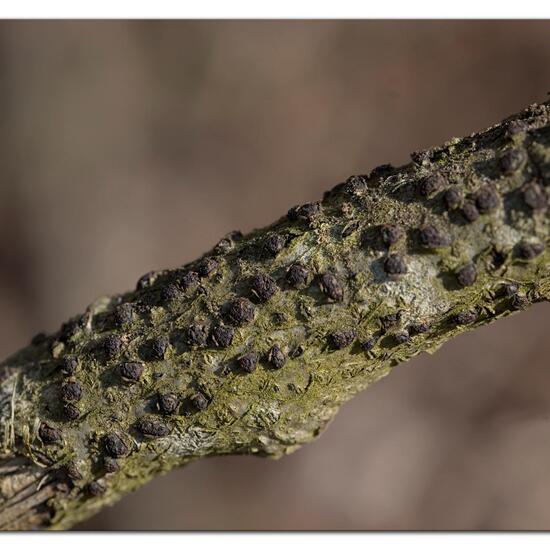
{"left": 2, "top": 100, "right": 550, "bottom": 530}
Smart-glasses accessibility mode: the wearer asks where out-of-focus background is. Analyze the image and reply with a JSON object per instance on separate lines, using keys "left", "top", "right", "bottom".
{"left": 1, "top": 20, "right": 550, "bottom": 530}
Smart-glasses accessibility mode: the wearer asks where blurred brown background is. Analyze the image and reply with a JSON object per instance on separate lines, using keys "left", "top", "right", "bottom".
{"left": 0, "top": 20, "right": 550, "bottom": 530}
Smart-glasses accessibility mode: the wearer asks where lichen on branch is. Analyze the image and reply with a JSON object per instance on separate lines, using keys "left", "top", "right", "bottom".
{"left": 2, "top": 100, "right": 550, "bottom": 530}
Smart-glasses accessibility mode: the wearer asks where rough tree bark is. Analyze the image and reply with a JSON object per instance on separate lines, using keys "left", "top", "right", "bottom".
{"left": 2, "top": 100, "right": 550, "bottom": 531}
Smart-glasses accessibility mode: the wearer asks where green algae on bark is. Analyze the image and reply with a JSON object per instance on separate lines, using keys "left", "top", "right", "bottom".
{"left": 2, "top": 100, "right": 550, "bottom": 530}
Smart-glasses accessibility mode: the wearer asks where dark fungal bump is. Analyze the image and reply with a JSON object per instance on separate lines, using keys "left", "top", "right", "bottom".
{"left": 65, "top": 461, "right": 83, "bottom": 481}
{"left": 418, "top": 173, "right": 445, "bottom": 198}
{"left": 380, "top": 312, "right": 401, "bottom": 331}
{"left": 103, "top": 334, "right": 122, "bottom": 359}
{"left": 38, "top": 422, "right": 62, "bottom": 445}
{"left": 500, "top": 147, "right": 526, "bottom": 174}
{"left": 408, "top": 321, "right": 430, "bottom": 335}
{"left": 103, "top": 457, "right": 119, "bottom": 474}
{"left": 224, "top": 297, "right": 255, "bottom": 326}
{"left": 157, "top": 392, "right": 179, "bottom": 415}
{"left": 369, "top": 163, "right": 394, "bottom": 182}
{"left": 262, "top": 233, "right": 287, "bottom": 257}
{"left": 383, "top": 254, "right": 407, "bottom": 277}
{"left": 418, "top": 225, "right": 451, "bottom": 248}
{"left": 136, "top": 417, "right": 171, "bottom": 438}
{"left": 516, "top": 240, "right": 545, "bottom": 260}
{"left": 190, "top": 392, "right": 209, "bottom": 411}
{"left": 63, "top": 403, "right": 80, "bottom": 421}
{"left": 119, "top": 361, "right": 144, "bottom": 382}
{"left": 185, "top": 323, "right": 208, "bottom": 347}
{"left": 443, "top": 187, "right": 462, "bottom": 210}
{"left": 522, "top": 182, "right": 547, "bottom": 211}
{"left": 250, "top": 273, "right": 278, "bottom": 303}
{"left": 103, "top": 433, "right": 130, "bottom": 458}
{"left": 113, "top": 302, "right": 134, "bottom": 327}
{"left": 149, "top": 336, "right": 169, "bottom": 360}
{"left": 461, "top": 200, "right": 480, "bottom": 223}
{"left": 60, "top": 356, "right": 77, "bottom": 376}
{"left": 511, "top": 293, "right": 529, "bottom": 310}
{"left": 360, "top": 336, "right": 377, "bottom": 351}
{"left": 380, "top": 224, "right": 403, "bottom": 247}
{"left": 318, "top": 272, "right": 344, "bottom": 302}
{"left": 455, "top": 262, "right": 477, "bottom": 288}
{"left": 286, "top": 263, "right": 310, "bottom": 288}
{"left": 394, "top": 331, "right": 410, "bottom": 344}
{"left": 267, "top": 344, "right": 286, "bottom": 369}
{"left": 60, "top": 381, "right": 82, "bottom": 402}
{"left": 328, "top": 329, "right": 356, "bottom": 350}
{"left": 287, "top": 202, "right": 322, "bottom": 224}
{"left": 210, "top": 324, "right": 234, "bottom": 348}
{"left": 238, "top": 352, "right": 259, "bottom": 373}
{"left": 342, "top": 174, "right": 368, "bottom": 195}
{"left": 475, "top": 185, "right": 499, "bottom": 214}
{"left": 196, "top": 258, "right": 218, "bottom": 277}
{"left": 454, "top": 309, "right": 478, "bottom": 325}
{"left": 178, "top": 270, "right": 199, "bottom": 291}
{"left": 87, "top": 481, "right": 106, "bottom": 497}
{"left": 160, "top": 283, "right": 181, "bottom": 302}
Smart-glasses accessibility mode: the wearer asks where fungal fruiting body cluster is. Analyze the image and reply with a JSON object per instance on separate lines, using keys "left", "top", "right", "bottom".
{"left": 2, "top": 101, "right": 550, "bottom": 530}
